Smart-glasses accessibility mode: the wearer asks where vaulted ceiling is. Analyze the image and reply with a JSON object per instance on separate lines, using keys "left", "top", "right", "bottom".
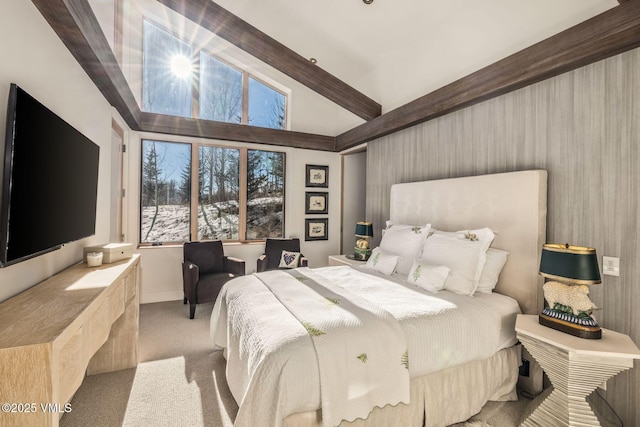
{"left": 31, "top": 0, "right": 640, "bottom": 152}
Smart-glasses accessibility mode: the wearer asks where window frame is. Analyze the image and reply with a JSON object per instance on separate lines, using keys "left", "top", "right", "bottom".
{"left": 139, "top": 138, "right": 286, "bottom": 245}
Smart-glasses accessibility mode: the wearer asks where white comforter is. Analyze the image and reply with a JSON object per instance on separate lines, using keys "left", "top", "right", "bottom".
{"left": 210, "top": 265, "right": 520, "bottom": 427}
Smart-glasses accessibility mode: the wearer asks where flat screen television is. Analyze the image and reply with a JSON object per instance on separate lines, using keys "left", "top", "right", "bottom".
{"left": 0, "top": 84, "right": 100, "bottom": 267}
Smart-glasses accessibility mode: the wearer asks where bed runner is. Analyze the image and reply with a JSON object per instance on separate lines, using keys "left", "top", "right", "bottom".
{"left": 256, "top": 268, "right": 410, "bottom": 427}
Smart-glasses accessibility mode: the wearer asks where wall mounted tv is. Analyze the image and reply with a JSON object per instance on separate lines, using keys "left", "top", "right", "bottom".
{"left": 0, "top": 84, "right": 100, "bottom": 267}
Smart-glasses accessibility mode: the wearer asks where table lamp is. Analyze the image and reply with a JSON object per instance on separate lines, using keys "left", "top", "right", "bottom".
{"left": 353, "top": 221, "right": 373, "bottom": 261}
{"left": 538, "top": 243, "right": 602, "bottom": 339}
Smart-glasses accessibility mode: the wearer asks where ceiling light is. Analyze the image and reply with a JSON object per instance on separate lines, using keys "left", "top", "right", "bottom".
{"left": 363, "top": 0, "right": 373, "bottom": 4}
{"left": 309, "top": 58, "right": 317, "bottom": 64}
{"left": 170, "top": 54, "right": 193, "bottom": 78}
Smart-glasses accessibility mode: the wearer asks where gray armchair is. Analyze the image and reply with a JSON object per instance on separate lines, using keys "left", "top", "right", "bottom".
{"left": 182, "top": 241, "right": 245, "bottom": 319}
{"left": 256, "top": 238, "right": 308, "bottom": 272}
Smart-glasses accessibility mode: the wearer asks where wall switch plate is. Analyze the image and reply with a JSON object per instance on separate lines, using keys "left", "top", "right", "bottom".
{"left": 602, "top": 256, "right": 620, "bottom": 277}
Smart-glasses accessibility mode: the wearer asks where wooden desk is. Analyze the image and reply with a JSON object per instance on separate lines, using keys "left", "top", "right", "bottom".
{"left": 0, "top": 255, "right": 140, "bottom": 427}
{"left": 516, "top": 314, "right": 640, "bottom": 427}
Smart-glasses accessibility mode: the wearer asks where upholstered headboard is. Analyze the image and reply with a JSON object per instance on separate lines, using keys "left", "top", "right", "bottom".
{"left": 389, "top": 170, "right": 547, "bottom": 315}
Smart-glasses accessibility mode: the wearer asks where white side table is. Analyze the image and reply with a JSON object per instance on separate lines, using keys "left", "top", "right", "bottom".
{"left": 516, "top": 314, "right": 640, "bottom": 427}
{"left": 328, "top": 254, "right": 366, "bottom": 267}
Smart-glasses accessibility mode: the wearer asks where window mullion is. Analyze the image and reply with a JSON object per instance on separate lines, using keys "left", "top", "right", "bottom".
{"left": 190, "top": 143, "right": 199, "bottom": 242}
{"left": 239, "top": 147, "right": 248, "bottom": 241}
{"left": 242, "top": 72, "right": 249, "bottom": 124}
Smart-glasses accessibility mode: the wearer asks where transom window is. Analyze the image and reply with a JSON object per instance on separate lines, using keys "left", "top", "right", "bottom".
{"left": 142, "top": 20, "right": 288, "bottom": 129}
{"left": 140, "top": 139, "right": 285, "bottom": 244}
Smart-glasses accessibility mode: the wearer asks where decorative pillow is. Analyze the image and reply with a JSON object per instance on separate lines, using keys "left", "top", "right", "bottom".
{"left": 278, "top": 250, "right": 301, "bottom": 269}
{"left": 475, "top": 248, "right": 509, "bottom": 293}
{"left": 420, "top": 227, "right": 494, "bottom": 296}
{"left": 363, "top": 247, "right": 400, "bottom": 276}
{"left": 406, "top": 260, "right": 450, "bottom": 293}
{"left": 379, "top": 221, "right": 431, "bottom": 276}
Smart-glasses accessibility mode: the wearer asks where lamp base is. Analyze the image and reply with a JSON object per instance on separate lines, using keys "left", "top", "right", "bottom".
{"left": 353, "top": 247, "right": 371, "bottom": 261}
{"left": 539, "top": 309, "right": 601, "bottom": 339}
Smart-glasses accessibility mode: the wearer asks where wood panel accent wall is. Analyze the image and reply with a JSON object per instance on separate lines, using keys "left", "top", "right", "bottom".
{"left": 366, "top": 47, "right": 640, "bottom": 425}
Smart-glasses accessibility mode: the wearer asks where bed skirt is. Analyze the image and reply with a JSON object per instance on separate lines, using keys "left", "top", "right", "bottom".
{"left": 282, "top": 344, "right": 521, "bottom": 427}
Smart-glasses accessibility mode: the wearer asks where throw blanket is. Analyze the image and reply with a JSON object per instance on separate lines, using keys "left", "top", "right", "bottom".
{"left": 256, "top": 268, "right": 410, "bottom": 427}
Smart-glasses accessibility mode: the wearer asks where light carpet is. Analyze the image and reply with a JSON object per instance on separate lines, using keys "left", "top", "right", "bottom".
{"left": 61, "top": 300, "right": 528, "bottom": 427}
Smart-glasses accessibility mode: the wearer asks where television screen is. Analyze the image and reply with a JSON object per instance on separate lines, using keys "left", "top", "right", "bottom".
{"left": 0, "top": 84, "right": 100, "bottom": 267}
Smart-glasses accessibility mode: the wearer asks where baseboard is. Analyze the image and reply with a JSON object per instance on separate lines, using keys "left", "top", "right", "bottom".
{"left": 140, "top": 289, "right": 183, "bottom": 304}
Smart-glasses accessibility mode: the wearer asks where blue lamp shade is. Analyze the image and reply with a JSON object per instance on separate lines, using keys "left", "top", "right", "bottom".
{"left": 539, "top": 243, "right": 601, "bottom": 285}
{"left": 355, "top": 222, "right": 374, "bottom": 238}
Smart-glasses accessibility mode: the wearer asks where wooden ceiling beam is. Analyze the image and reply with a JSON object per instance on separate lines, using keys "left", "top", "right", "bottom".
{"left": 156, "top": 0, "right": 381, "bottom": 121}
{"left": 335, "top": 2, "right": 640, "bottom": 151}
{"left": 31, "top": 0, "right": 142, "bottom": 131}
{"left": 139, "top": 113, "right": 336, "bottom": 151}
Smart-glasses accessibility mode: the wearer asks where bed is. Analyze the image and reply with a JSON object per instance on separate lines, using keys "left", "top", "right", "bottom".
{"left": 210, "top": 170, "right": 548, "bottom": 427}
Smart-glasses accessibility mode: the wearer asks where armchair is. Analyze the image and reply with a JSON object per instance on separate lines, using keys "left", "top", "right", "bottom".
{"left": 256, "top": 238, "right": 308, "bottom": 272}
{"left": 182, "top": 241, "right": 245, "bottom": 319}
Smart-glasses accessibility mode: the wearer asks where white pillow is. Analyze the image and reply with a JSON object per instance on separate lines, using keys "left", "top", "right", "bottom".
{"left": 363, "top": 247, "right": 400, "bottom": 275}
{"left": 406, "top": 260, "right": 450, "bottom": 293}
{"left": 420, "top": 227, "right": 494, "bottom": 296}
{"left": 379, "top": 221, "right": 431, "bottom": 276}
{"left": 278, "top": 250, "right": 301, "bottom": 269}
{"left": 475, "top": 248, "right": 509, "bottom": 293}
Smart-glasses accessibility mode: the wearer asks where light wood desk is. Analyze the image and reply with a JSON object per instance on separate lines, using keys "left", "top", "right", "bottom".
{"left": 516, "top": 314, "right": 640, "bottom": 427}
{"left": 0, "top": 255, "right": 140, "bottom": 427}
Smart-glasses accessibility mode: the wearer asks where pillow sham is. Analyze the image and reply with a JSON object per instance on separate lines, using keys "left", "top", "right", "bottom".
{"left": 278, "top": 250, "right": 301, "bottom": 269}
{"left": 406, "top": 260, "right": 450, "bottom": 293}
{"left": 379, "top": 221, "right": 431, "bottom": 275}
{"left": 475, "top": 248, "right": 509, "bottom": 293}
{"left": 420, "top": 227, "right": 494, "bottom": 296}
{"left": 363, "top": 247, "right": 400, "bottom": 275}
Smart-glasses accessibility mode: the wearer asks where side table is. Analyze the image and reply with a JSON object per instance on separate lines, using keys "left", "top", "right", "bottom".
{"left": 516, "top": 314, "right": 640, "bottom": 426}
{"left": 328, "top": 254, "right": 366, "bottom": 267}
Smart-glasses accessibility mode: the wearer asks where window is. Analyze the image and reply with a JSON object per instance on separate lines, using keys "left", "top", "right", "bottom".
{"left": 141, "top": 140, "right": 285, "bottom": 244}
{"left": 140, "top": 140, "right": 192, "bottom": 243}
{"left": 198, "top": 146, "right": 240, "bottom": 240}
{"left": 246, "top": 150, "right": 285, "bottom": 239}
{"left": 142, "top": 21, "right": 288, "bottom": 129}
{"left": 199, "top": 52, "right": 242, "bottom": 124}
{"left": 142, "top": 21, "right": 193, "bottom": 117}
{"left": 248, "top": 77, "right": 287, "bottom": 129}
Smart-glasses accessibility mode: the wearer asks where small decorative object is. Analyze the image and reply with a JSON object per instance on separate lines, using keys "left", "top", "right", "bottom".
{"left": 305, "top": 192, "right": 328, "bottom": 214}
{"left": 353, "top": 221, "right": 373, "bottom": 260}
{"left": 86, "top": 252, "right": 103, "bottom": 267}
{"left": 305, "top": 218, "right": 328, "bottom": 241}
{"left": 305, "top": 164, "right": 328, "bottom": 188}
{"left": 539, "top": 243, "right": 602, "bottom": 339}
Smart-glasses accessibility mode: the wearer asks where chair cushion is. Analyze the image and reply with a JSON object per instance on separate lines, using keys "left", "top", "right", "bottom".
{"left": 195, "top": 272, "right": 237, "bottom": 303}
{"left": 184, "top": 241, "right": 224, "bottom": 274}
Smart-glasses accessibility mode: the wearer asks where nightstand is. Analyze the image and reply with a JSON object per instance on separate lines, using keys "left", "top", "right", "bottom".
{"left": 516, "top": 314, "right": 640, "bottom": 427}
{"left": 328, "top": 254, "right": 366, "bottom": 267}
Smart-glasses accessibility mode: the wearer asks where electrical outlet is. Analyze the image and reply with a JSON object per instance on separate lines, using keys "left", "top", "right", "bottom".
{"left": 602, "top": 256, "right": 620, "bottom": 277}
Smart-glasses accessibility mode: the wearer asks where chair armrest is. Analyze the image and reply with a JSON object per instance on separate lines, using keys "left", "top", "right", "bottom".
{"left": 299, "top": 256, "right": 308, "bottom": 268}
{"left": 224, "top": 256, "right": 246, "bottom": 276}
{"left": 182, "top": 261, "right": 199, "bottom": 301}
{"left": 256, "top": 254, "right": 268, "bottom": 272}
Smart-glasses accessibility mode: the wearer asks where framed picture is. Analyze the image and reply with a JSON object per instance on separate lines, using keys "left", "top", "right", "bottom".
{"left": 305, "top": 218, "right": 328, "bottom": 241}
{"left": 305, "top": 192, "right": 328, "bottom": 214}
{"left": 305, "top": 164, "right": 328, "bottom": 188}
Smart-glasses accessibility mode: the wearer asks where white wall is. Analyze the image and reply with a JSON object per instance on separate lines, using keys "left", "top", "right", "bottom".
{"left": 0, "top": 1, "right": 113, "bottom": 302}
{"left": 341, "top": 151, "right": 367, "bottom": 254}
{"left": 126, "top": 132, "right": 342, "bottom": 303}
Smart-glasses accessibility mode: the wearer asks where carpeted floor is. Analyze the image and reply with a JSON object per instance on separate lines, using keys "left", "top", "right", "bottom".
{"left": 60, "top": 300, "right": 529, "bottom": 427}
